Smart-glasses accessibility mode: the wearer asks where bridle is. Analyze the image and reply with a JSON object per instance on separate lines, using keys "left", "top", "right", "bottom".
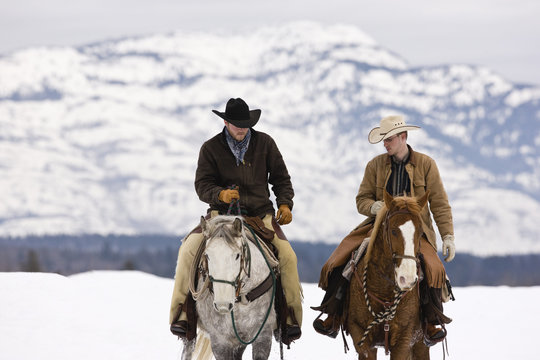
{"left": 203, "top": 236, "right": 251, "bottom": 299}
{"left": 383, "top": 208, "right": 421, "bottom": 267}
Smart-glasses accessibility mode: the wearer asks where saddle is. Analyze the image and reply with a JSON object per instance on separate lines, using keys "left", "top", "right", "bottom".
{"left": 244, "top": 216, "right": 275, "bottom": 244}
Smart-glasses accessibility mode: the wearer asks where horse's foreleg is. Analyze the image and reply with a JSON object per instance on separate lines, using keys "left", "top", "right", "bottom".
{"left": 348, "top": 323, "right": 377, "bottom": 360}
{"left": 180, "top": 338, "right": 195, "bottom": 360}
{"left": 211, "top": 342, "right": 234, "bottom": 360}
{"left": 390, "top": 340, "right": 429, "bottom": 360}
{"left": 232, "top": 345, "right": 247, "bottom": 360}
{"left": 411, "top": 341, "right": 430, "bottom": 360}
{"left": 356, "top": 348, "right": 377, "bottom": 360}
{"left": 252, "top": 326, "right": 273, "bottom": 360}
{"left": 388, "top": 346, "right": 411, "bottom": 360}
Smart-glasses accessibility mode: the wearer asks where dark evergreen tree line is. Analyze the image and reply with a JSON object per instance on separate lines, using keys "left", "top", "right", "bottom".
{"left": 1, "top": 235, "right": 539, "bottom": 286}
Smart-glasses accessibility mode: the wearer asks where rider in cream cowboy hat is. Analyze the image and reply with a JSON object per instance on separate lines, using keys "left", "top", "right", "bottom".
{"left": 368, "top": 115, "right": 420, "bottom": 144}
{"left": 314, "top": 114, "right": 455, "bottom": 346}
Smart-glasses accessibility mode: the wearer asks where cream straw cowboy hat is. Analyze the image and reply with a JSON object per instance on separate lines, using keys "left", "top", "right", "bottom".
{"left": 368, "top": 115, "right": 420, "bottom": 144}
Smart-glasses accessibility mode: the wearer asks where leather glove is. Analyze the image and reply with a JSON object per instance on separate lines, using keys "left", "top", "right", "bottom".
{"left": 370, "top": 201, "right": 384, "bottom": 215}
{"left": 442, "top": 234, "right": 456, "bottom": 262}
{"left": 218, "top": 189, "right": 240, "bottom": 204}
{"left": 276, "top": 205, "right": 292, "bottom": 225}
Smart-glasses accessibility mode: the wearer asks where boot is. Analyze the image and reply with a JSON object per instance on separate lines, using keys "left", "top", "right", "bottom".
{"left": 170, "top": 320, "right": 188, "bottom": 339}
{"left": 170, "top": 303, "right": 189, "bottom": 339}
{"left": 285, "top": 324, "right": 302, "bottom": 342}
{"left": 285, "top": 307, "right": 302, "bottom": 343}
{"left": 313, "top": 314, "right": 339, "bottom": 338}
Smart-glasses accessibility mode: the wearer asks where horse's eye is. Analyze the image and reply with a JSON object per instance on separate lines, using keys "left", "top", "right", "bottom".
{"left": 235, "top": 253, "right": 240, "bottom": 260}
{"left": 391, "top": 229, "right": 398, "bottom": 237}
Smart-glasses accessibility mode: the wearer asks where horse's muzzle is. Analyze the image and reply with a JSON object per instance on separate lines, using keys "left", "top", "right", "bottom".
{"left": 213, "top": 301, "right": 234, "bottom": 314}
{"left": 397, "top": 275, "right": 418, "bottom": 291}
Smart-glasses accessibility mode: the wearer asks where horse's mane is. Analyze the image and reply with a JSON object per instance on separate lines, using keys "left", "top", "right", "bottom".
{"left": 206, "top": 215, "right": 245, "bottom": 249}
{"left": 365, "top": 204, "right": 387, "bottom": 263}
{"left": 364, "top": 196, "right": 422, "bottom": 263}
{"left": 392, "top": 196, "right": 422, "bottom": 216}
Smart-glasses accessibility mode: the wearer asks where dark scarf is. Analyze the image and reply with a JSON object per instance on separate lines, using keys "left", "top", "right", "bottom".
{"left": 224, "top": 127, "right": 251, "bottom": 166}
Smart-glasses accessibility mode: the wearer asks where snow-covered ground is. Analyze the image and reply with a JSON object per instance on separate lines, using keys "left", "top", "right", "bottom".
{"left": 0, "top": 270, "right": 536, "bottom": 359}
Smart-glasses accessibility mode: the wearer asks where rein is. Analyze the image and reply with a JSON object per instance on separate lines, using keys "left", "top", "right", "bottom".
{"left": 354, "top": 263, "right": 408, "bottom": 356}
{"left": 230, "top": 224, "right": 277, "bottom": 345}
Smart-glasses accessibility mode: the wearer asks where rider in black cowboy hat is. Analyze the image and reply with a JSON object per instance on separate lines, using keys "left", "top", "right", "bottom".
{"left": 169, "top": 98, "right": 303, "bottom": 343}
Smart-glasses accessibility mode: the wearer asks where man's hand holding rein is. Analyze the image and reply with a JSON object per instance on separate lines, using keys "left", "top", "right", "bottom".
{"left": 219, "top": 189, "right": 240, "bottom": 203}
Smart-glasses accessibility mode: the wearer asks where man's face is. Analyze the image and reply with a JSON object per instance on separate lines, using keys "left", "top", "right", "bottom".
{"left": 225, "top": 121, "right": 249, "bottom": 141}
{"left": 383, "top": 132, "right": 406, "bottom": 156}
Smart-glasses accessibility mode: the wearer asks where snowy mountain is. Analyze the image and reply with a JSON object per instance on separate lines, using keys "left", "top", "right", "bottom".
{"left": 1, "top": 21, "right": 539, "bottom": 256}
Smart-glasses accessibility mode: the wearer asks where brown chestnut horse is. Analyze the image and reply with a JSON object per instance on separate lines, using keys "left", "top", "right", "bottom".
{"left": 347, "top": 191, "right": 430, "bottom": 360}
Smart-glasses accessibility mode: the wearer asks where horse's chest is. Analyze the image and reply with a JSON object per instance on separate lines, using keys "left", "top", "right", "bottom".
{"left": 196, "top": 297, "right": 274, "bottom": 336}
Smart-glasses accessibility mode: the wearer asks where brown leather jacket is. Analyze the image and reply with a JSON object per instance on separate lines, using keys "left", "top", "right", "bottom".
{"left": 355, "top": 146, "right": 453, "bottom": 249}
{"left": 195, "top": 128, "right": 294, "bottom": 217}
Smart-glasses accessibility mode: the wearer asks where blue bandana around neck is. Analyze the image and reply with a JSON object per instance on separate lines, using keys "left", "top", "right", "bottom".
{"left": 224, "top": 127, "right": 251, "bottom": 166}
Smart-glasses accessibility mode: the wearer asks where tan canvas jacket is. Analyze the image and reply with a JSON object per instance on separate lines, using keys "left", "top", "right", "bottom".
{"left": 355, "top": 146, "right": 453, "bottom": 249}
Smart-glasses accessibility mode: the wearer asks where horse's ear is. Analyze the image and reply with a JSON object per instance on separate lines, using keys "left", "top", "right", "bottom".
{"left": 233, "top": 217, "right": 243, "bottom": 235}
{"left": 200, "top": 216, "right": 207, "bottom": 233}
{"left": 383, "top": 190, "right": 393, "bottom": 208}
{"left": 417, "top": 190, "right": 430, "bottom": 209}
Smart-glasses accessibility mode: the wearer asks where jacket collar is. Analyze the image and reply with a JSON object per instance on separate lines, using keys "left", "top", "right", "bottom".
{"left": 385, "top": 145, "right": 417, "bottom": 166}
{"left": 220, "top": 127, "right": 258, "bottom": 145}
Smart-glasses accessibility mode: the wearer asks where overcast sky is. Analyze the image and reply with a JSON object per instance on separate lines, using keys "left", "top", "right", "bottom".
{"left": 1, "top": 0, "right": 539, "bottom": 85}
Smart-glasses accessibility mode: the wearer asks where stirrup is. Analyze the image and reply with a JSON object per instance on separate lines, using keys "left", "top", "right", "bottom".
{"left": 423, "top": 325, "right": 447, "bottom": 347}
{"left": 312, "top": 313, "right": 339, "bottom": 339}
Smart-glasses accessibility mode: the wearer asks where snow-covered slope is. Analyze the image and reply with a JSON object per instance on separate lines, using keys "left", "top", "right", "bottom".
{"left": 0, "top": 271, "right": 538, "bottom": 359}
{"left": 1, "top": 21, "right": 539, "bottom": 255}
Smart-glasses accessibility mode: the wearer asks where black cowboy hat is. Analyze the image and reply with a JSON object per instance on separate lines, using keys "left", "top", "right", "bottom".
{"left": 212, "top": 98, "right": 261, "bottom": 128}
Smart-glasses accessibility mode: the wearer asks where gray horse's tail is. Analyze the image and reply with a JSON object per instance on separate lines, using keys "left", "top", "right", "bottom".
{"left": 193, "top": 331, "right": 213, "bottom": 360}
{"left": 181, "top": 330, "right": 213, "bottom": 360}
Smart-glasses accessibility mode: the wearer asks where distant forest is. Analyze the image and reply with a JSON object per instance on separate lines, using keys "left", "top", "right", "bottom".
{"left": 1, "top": 234, "right": 539, "bottom": 286}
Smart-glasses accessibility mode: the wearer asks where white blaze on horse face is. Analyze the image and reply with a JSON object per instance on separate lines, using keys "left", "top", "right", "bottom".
{"left": 395, "top": 220, "right": 418, "bottom": 290}
{"left": 206, "top": 237, "right": 242, "bottom": 314}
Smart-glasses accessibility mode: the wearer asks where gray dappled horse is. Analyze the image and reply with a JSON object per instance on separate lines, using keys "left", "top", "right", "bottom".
{"left": 181, "top": 215, "right": 277, "bottom": 360}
